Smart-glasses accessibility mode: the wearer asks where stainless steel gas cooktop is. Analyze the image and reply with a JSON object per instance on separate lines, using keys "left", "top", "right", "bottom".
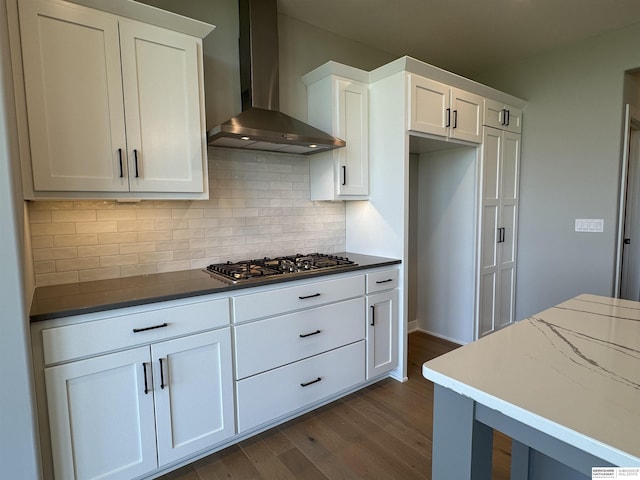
{"left": 205, "top": 253, "right": 357, "bottom": 284}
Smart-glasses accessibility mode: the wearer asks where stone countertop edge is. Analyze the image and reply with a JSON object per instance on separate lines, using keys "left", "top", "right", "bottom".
{"left": 30, "top": 252, "right": 401, "bottom": 322}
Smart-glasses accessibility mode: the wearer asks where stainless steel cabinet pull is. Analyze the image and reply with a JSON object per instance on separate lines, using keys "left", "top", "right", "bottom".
{"left": 453, "top": 110, "right": 458, "bottom": 129}
{"left": 118, "top": 148, "right": 123, "bottom": 178}
{"left": 505, "top": 109, "right": 510, "bottom": 126}
{"left": 298, "top": 293, "right": 321, "bottom": 300}
{"left": 341, "top": 165, "right": 347, "bottom": 186}
{"left": 299, "top": 329, "right": 321, "bottom": 338}
{"left": 501, "top": 108, "right": 507, "bottom": 126}
{"left": 300, "top": 377, "right": 322, "bottom": 387}
{"left": 133, "top": 322, "right": 168, "bottom": 333}
{"left": 134, "top": 149, "right": 140, "bottom": 178}
{"left": 445, "top": 108, "right": 451, "bottom": 128}
{"left": 142, "top": 362, "right": 150, "bottom": 394}
{"left": 370, "top": 305, "right": 375, "bottom": 326}
{"left": 159, "top": 358, "right": 166, "bottom": 389}
{"left": 375, "top": 278, "right": 393, "bottom": 284}
{"left": 496, "top": 227, "right": 505, "bottom": 243}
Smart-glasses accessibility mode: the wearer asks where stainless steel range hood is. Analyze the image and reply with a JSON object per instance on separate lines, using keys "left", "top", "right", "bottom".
{"left": 207, "top": 0, "right": 345, "bottom": 155}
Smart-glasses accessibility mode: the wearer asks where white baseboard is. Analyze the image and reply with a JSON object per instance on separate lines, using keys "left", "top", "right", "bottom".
{"left": 410, "top": 327, "right": 466, "bottom": 346}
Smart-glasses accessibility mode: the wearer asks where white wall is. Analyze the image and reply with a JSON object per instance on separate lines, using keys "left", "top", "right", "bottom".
{"left": 0, "top": 0, "right": 40, "bottom": 476}
{"left": 415, "top": 146, "right": 477, "bottom": 344}
{"left": 138, "top": 0, "right": 395, "bottom": 127}
{"left": 473, "top": 22, "right": 640, "bottom": 319}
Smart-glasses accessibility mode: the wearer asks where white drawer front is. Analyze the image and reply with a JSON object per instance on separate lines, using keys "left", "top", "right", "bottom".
{"left": 234, "top": 297, "right": 365, "bottom": 379}
{"left": 366, "top": 268, "right": 399, "bottom": 294}
{"left": 42, "top": 297, "right": 230, "bottom": 365}
{"left": 236, "top": 341, "right": 365, "bottom": 433}
{"left": 233, "top": 275, "right": 364, "bottom": 322}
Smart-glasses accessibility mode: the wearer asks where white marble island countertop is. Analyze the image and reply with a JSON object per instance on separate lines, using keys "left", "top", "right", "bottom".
{"left": 422, "top": 294, "right": 640, "bottom": 467}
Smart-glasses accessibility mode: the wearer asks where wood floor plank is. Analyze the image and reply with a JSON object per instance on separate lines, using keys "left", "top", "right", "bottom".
{"left": 279, "top": 412, "right": 362, "bottom": 480}
{"left": 239, "top": 436, "right": 299, "bottom": 480}
{"left": 277, "top": 447, "right": 329, "bottom": 480}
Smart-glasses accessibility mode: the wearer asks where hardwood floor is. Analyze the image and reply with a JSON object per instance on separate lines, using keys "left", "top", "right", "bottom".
{"left": 157, "top": 332, "right": 511, "bottom": 480}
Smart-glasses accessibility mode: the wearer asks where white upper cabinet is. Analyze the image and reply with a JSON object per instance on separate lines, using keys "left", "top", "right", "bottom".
{"left": 408, "top": 74, "right": 483, "bottom": 143}
{"left": 16, "top": 0, "right": 211, "bottom": 198}
{"left": 304, "top": 63, "right": 369, "bottom": 200}
{"left": 483, "top": 98, "right": 522, "bottom": 134}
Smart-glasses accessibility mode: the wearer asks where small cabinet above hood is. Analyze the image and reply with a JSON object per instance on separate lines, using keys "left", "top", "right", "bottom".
{"left": 207, "top": 0, "right": 345, "bottom": 155}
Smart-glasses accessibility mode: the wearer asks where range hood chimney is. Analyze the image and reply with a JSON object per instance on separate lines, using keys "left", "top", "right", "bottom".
{"left": 207, "top": 0, "right": 345, "bottom": 155}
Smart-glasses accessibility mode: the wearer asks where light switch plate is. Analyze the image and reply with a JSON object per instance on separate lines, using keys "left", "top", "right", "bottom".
{"left": 575, "top": 219, "right": 604, "bottom": 232}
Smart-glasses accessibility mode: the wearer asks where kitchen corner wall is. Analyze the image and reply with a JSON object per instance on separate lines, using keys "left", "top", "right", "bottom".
{"left": 28, "top": 147, "right": 346, "bottom": 287}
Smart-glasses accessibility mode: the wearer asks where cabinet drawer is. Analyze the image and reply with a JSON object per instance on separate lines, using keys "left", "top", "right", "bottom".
{"left": 366, "top": 268, "right": 399, "bottom": 294}
{"left": 234, "top": 297, "right": 364, "bottom": 379}
{"left": 42, "top": 297, "right": 230, "bottom": 365}
{"left": 233, "top": 275, "right": 364, "bottom": 322}
{"left": 236, "top": 341, "right": 365, "bottom": 433}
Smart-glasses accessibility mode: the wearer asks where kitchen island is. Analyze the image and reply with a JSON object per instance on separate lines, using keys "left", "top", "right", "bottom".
{"left": 422, "top": 294, "right": 640, "bottom": 479}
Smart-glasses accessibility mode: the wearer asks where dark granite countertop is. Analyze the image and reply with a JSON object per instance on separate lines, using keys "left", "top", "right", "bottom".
{"left": 30, "top": 252, "right": 401, "bottom": 322}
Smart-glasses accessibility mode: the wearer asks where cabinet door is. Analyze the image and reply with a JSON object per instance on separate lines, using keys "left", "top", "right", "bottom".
{"left": 45, "top": 347, "right": 157, "bottom": 480}
{"left": 496, "top": 132, "right": 520, "bottom": 329}
{"left": 366, "top": 289, "right": 398, "bottom": 379}
{"left": 503, "top": 107, "right": 522, "bottom": 134}
{"left": 336, "top": 79, "right": 369, "bottom": 196}
{"left": 483, "top": 99, "right": 522, "bottom": 134}
{"left": 478, "top": 128, "right": 520, "bottom": 336}
{"left": 450, "top": 88, "right": 482, "bottom": 143}
{"left": 19, "top": 0, "right": 128, "bottom": 192}
{"left": 478, "top": 128, "right": 502, "bottom": 337}
{"left": 408, "top": 74, "right": 449, "bottom": 136}
{"left": 152, "top": 329, "right": 235, "bottom": 466}
{"left": 119, "top": 19, "right": 205, "bottom": 193}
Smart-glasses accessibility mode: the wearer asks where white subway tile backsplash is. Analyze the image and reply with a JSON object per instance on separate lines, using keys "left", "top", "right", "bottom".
{"left": 52, "top": 210, "right": 96, "bottom": 223}
{"left": 98, "top": 232, "right": 138, "bottom": 244}
{"left": 76, "top": 221, "right": 117, "bottom": 234}
{"left": 30, "top": 222, "right": 76, "bottom": 236}
{"left": 28, "top": 148, "right": 347, "bottom": 286}
{"left": 78, "top": 267, "right": 121, "bottom": 283}
{"left": 77, "top": 245, "right": 119, "bottom": 257}
{"left": 53, "top": 234, "right": 99, "bottom": 247}
{"left": 36, "top": 271, "right": 79, "bottom": 286}
{"left": 56, "top": 257, "right": 100, "bottom": 272}
{"left": 33, "top": 247, "right": 77, "bottom": 262}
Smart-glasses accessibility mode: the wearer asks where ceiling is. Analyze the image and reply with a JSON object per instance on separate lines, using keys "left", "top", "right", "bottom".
{"left": 277, "top": 0, "right": 640, "bottom": 76}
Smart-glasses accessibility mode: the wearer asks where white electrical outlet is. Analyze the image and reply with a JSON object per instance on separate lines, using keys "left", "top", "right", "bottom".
{"left": 575, "top": 219, "right": 604, "bottom": 232}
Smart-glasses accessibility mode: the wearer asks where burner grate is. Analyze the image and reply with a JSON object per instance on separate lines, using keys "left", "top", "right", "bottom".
{"left": 205, "top": 253, "right": 356, "bottom": 284}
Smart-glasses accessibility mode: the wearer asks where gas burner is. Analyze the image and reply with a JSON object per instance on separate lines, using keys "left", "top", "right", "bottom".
{"left": 205, "top": 253, "right": 356, "bottom": 284}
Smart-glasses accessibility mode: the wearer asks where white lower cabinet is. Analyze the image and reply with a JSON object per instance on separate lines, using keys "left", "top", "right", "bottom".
{"left": 151, "top": 330, "right": 235, "bottom": 466}
{"left": 365, "top": 268, "right": 399, "bottom": 379}
{"left": 366, "top": 290, "right": 399, "bottom": 378}
{"left": 236, "top": 341, "right": 365, "bottom": 432}
{"left": 36, "top": 268, "right": 401, "bottom": 479}
{"left": 44, "top": 328, "right": 234, "bottom": 480}
{"left": 45, "top": 347, "right": 157, "bottom": 480}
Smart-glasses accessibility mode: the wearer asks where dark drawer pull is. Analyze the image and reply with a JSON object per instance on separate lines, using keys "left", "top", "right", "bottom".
{"left": 300, "top": 377, "right": 322, "bottom": 387}
{"left": 298, "top": 293, "right": 321, "bottom": 300}
{"left": 133, "top": 323, "right": 168, "bottom": 333}
{"left": 375, "top": 278, "right": 393, "bottom": 284}
{"left": 299, "top": 329, "right": 321, "bottom": 338}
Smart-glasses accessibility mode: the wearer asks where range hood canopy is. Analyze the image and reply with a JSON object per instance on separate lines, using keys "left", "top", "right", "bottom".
{"left": 207, "top": 0, "right": 345, "bottom": 155}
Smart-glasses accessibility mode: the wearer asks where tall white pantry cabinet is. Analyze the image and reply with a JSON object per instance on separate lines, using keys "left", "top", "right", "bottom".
{"left": 478, "top": 125, "right": 521, "bottom": 336}
{"left": 340, "top": 57, "right": 525, "bottom": 345}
